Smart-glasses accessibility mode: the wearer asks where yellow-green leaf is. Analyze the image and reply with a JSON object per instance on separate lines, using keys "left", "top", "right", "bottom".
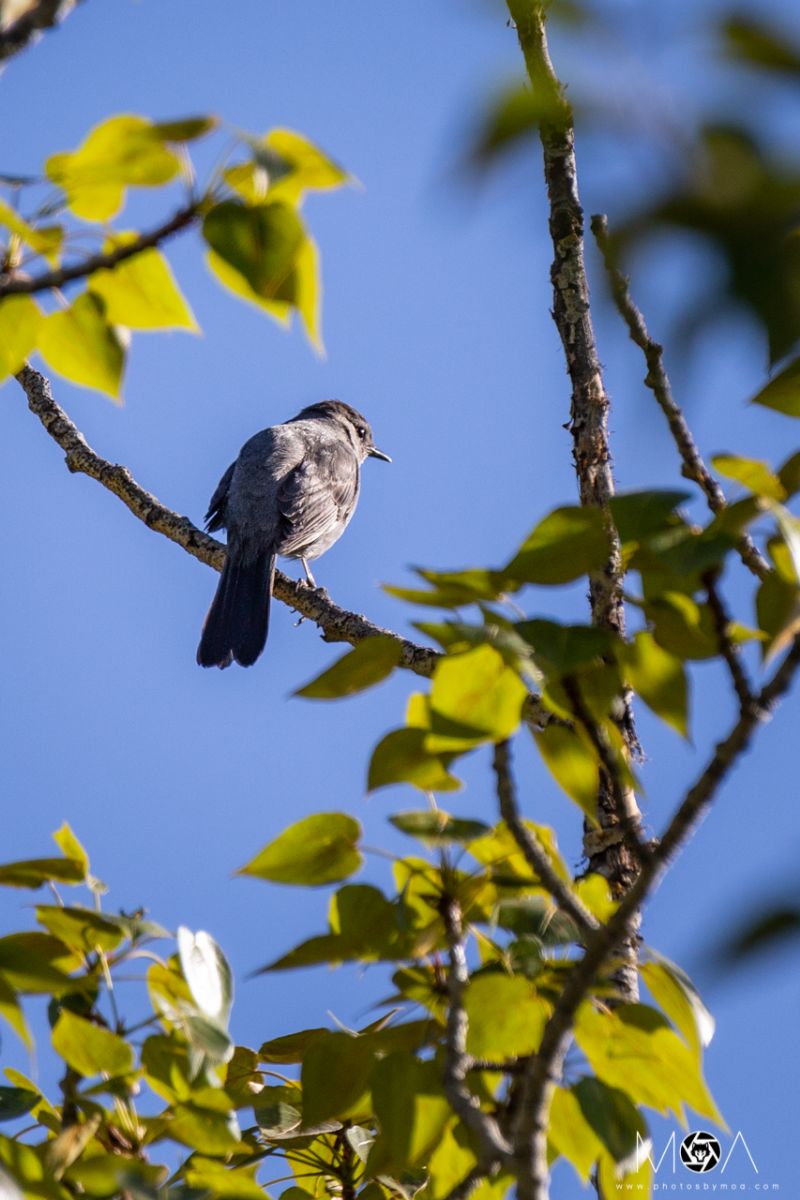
{"left": 549, "top": 1084, "right": 603, "bottom": 1182}
{"left": 239, "top": 813, "right": 362, "bottom": 886}
{"left": 711, "top": 453, "right": 786, "bottom": 501}
{"left": 534, "top": 724, "right": 599, "bottom": 819}
{"left": 89, "top": 237, "right": 198, "bottom": 331}
{"left": 52, "top": 823, "right": 89, "bottom": 875}
{"left": 0, "top": 199, "right": 62, "bottom": 265}
{"left": 575, "top": 1003, "right": 724, "bottom": 1126}
{"left": 0, "top": 296, "right": 42, "bottom": 382}
{"left": 751, "top": 354, "right": 800, "bottom": 417}
{"left": 264, "top": 128, "right": 349, "bottom": 203}
{"left": 505, "top": 506, "right": 609, "bottom": 585}
{"left": 295, "top": 636, "right": 402, "bottom": 699}
{"left": 38, "top": 293, "right": 125, "bottom": 400}
{"left": 619, "top": 630, "right": 689, "bottom": 737}
{"left": 640, "top": 957, "right": 715, "bottom": 1062}
{"left": 46, "top": 114, "right": 182, "bottom": 221}
{"left": 51, "top": 1010, "right": 134, "bottom": 1078}
{"left": 370, "top": 1054, "right": 451, "bottom": 1171}
{"left": 465, "top": 975, "right": 549, "bottom": 1058}
{"left": 428, "top": 645, "right": 527, "bottom": 745}
{"left": 202, "top": 200, "right": 305, "bottom": 298}
{"left": 367, "top": 728, "right": 462, "bottom": 793}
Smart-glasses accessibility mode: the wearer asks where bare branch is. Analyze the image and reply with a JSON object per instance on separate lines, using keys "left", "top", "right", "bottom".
{"left": 512, "top": 634, "right": 800, "bottom": 1199}
{"left": 15, "top": 365, "right": 557, "bottom": 721}
{"left": 0, "top": 0, "right": 79, "bottom": 65}
{"left": 703, "top": 570, "right": 757, "bottom": 715}
{"left": 590, "top": 213, "right": 770, "bottom": 582}
{"left": 506, "top": 0, "right": 641, "bottom": 898}
{"left": 440, "top": 895, "right": 512, "bottom": 1169}
{"left": 0, "top": 202, "right": 199, "bottom": 297}
{"left": 493, "top": 740, "right": 598, "bottom": 937}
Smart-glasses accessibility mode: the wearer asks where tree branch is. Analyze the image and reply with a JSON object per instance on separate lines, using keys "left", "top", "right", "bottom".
{"left": 0, "top": 0, "right": 79, "bottom": 65}
{"left": 15, "top": 364, "right": 557, "bottom": 722}
{"left": 506, "top": 0, "right": 641, "bottom": 898}
{"left": 0, "top": 201, "right": 199, "bottom": 297}
{"left": 703, "top": 570, "right": 757, "bottom": 715}
{"left": 511, "top": 634, "right": 800, "bottom": 1200}
{"left": 590, "top": 213, "right": 770, "bottom": 582}
{"left": 440, "top": 894, "right": 512, "bottom": 1169}
{"left": 493, "top": 739, "right": 598, "bottom": 937}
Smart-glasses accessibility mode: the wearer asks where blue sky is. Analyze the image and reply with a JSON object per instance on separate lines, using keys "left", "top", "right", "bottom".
{"left": 1, "top": 0, "right": 798, "bottom": 1193}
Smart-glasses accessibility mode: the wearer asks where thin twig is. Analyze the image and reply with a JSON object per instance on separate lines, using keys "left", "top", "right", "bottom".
{"left": 15, "top": 365, "right": 556, "bottom": 722}
{"left": 440, "top": 895, "right": 512, "bottom": 1168}
{"left": 493, "top": 739, "right": 598, "bottom": 937}
{"left": 0, "top": 201, "right": 199, "bottom": 297}
{"left": 590, "top": 213, "right": 770, "bottom": 581}
{"left": 703, "top": 571, "right": 757, "bottom": 715}
{"left": 512, "top": 634, "right": 800, "bottom": 1200}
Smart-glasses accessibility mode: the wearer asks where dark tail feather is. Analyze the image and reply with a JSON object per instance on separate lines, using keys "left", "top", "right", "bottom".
{"left": 197, "top": 551, "right": 275, "bottom": 669}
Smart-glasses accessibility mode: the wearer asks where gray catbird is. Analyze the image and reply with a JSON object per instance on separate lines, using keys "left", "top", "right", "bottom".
{"left": 197, "top": 400, "right": 390, "bottom": 669}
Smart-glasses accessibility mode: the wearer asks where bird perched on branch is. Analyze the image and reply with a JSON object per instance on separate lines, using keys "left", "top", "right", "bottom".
{"left": 197, "top": 400, "right": 390, "bottom": 669}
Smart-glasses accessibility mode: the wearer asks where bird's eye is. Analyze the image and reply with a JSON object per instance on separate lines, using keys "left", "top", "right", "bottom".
{"left": 357, "top": 425, "right": 367, "bottom": 439}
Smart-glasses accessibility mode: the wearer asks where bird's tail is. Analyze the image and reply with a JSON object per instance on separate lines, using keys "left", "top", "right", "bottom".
{"left": 197, "top": 550, "right": 276, "bottom": 669}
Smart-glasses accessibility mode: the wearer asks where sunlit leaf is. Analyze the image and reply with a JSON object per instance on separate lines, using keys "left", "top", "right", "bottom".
{"left": 38, "top": 292, "right": 125, "bottom": 401}
{"left": 534, "top": 724, "right": 599, "bottom": 819}
{"left": 389, "top": 811, "right": 489, "bottom": 844}
{"left": 202, "top": 199, "right": 305, "bottom": 298}
{"left": 548, "top": 1084, "right": 603, "bottom": 1182}
{"left": 264, "top": 128, "right": 349, "bottom": 202}
{"left": 640, "top": 955, "right": 715, "bottom": 1061}
{"left": 0, "top": 856, "right": 85, "bottom": 889}
{"left": 35, "top": 907, "right": 126, "bottom": 954}
{"left": 177, "top": 926, "right": 233, "bottom": 1028}
{"left": 370, "top": 1054, "right": 451, "bottom": 1172}
{"left": 51, "top": 1010, "right": 134, "bottom": 1078}
{"left": 295, "top": 636, "right": 402, "bottom": 699}
{"left": 618, "top": 631, "right": 689, "bottom": 737}
{"left": 465, "top": 975, "right": 550, "bottom": 1057}
{"left": 428, "top": 645, "right": 527, "bottom": 744}
{"left": 711, "top": 454, "right": 786, "bottom": 501}
{"left": 0, "top": 198, "right": 62, "bottom": 264}
{"left": 368, "top": 728, "right": 462, "bottom": 794}
{"left": 301, "top": 1031, "right": 374, "bottom": 1124}
{"left": 239, "top": 813, "right": 362, "bottom": 886}
{"left": 505, "top": 506, "right": 609, "bottom": 584}
{"left": 751, "top": 354, "right": 800, "bottom": 416}
{"left": 89, "top": 237, "right": 198, "bottom": 331}
{"left": 0, "top": 296, "right": 42, "bottom": 383}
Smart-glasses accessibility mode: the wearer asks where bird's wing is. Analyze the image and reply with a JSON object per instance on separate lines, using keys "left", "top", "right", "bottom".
{"left": 204, "top": 461, "right": 236, "bottom": 532}
{"left": 276, "top": 440, "right": 360, "bottom": 556}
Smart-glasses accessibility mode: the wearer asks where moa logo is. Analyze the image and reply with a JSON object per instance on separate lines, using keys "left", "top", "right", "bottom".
{"left": 636, "top": 1130, "right": 758, "bottom": 1176}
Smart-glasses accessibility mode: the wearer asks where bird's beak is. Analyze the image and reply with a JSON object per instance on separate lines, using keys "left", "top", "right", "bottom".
{"left": 368, "top": 446, "right": 392, "bottom": 463}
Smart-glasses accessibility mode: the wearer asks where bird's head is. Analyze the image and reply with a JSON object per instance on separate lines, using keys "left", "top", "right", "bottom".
{"left": 295, "top": 400, "right": 391, "bottom": 465}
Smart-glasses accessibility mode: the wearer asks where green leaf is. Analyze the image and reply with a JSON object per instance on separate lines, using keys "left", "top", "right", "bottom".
{"left": 0, "top": 297, "right": 42, "bottom": 382}
{"left": 259, "top": 1027, "right": 327, "bottom": 1063}
{"left": 0, "top": 1086, "right": 38, "bottom": 1123}
{"left": 645, "top": 593, "right": 719, "bottom": 660}
{"left": 465, "top": 975, "right": 550, "bottom": 1057}
{"left": 369, "top": 1054, "right": 451, "bottom": 1171}
{"left": 572, "top": 1076, "right": 647, "bottom": 1165}
{"left": 152, "top": 115, "right": 217, "bottom": 141}
{"left": 609, "top": 490, "right": 689, "bottom": 543}
{"left": 548, "top": 1084, "right": 603, "bottom": 1182}
{"left": 295, "top": 636, "right": 402, "bottom": 699}
{"left": 516, "top": 620, "right": 616, "bottom": 676}
{"left": 471, "top": 81, "right": 564, "bottom": 165}
{"left": 89, "top": 238, "right": 198, "bottom": 331}
{"left": 428, "top": 645, "right": 527, "bottom": 744}
{"left": 504, "top": 506, "right": 609, "bottom": 585}
{"left": 141, "top": 1032, "right": 194, "bottom": 1102}
{"left": 301, "top": 1031, "right": 375, "bottom": 1124}
{"left": 751, "top": 354, "right": 800, "bottom": 416}
{"left": 185, "top": 1159, "right": 265, "bottom": 1200}
{"left": 35, "top": 907, "right": 126, "bottom": 954}
{"left": 770, "top": 501, "right": 800, "bottom": 580}
{"left": 0, "top": 932, "right": 79, "bottom": 994}
{"left": 168, "top": 1091, "right": 241, "bottom": 1154}
{"left": 575, "top": 1003, "right": 723, "bottom": 1125}
{"left": 711, "top": 454, "right": 786, "bottom": 500}
{"left": 0, "top": 979, "right": 31, "bottom": 1049}
{"left": 470, "top": 820, "right": 570, "bottom": 887}
{"left": 202, "top": 200, "right": 305, "bottom": 298}
{"left": 618, "top": 631, "right": 689, "bottom": 737}
{"left": 0, "top": 856, "right": 85, "bottom": 889}
{"left": 38, "top": 292, "right": 125, "bottom": 401}
{"left": 389, "top": 811, "right": 490, "bottom": 844}
{"left": 177, "top": 926, "right": 233, "bottom": 1028}
{"left": 534, "top": 724, "right": 599, "bottom": 819}
{"left": 51, "top": 1010, "right": 134, "bottom": 1078}
{"left": 368, "top": 728, "right": 462, "bottom": 794}
{"left": 239, "top": 813, "right": 362, "bottom": 886}
{"left": 46, "top": 114, "right": 182, "bottom": 221}
{"left": 640, "top": 955, "right": 715, "bottom": 1061}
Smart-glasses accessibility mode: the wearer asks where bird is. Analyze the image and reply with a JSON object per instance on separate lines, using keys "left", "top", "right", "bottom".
{"left": 196, "top": 400, "right": 390, "bottom": 669}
